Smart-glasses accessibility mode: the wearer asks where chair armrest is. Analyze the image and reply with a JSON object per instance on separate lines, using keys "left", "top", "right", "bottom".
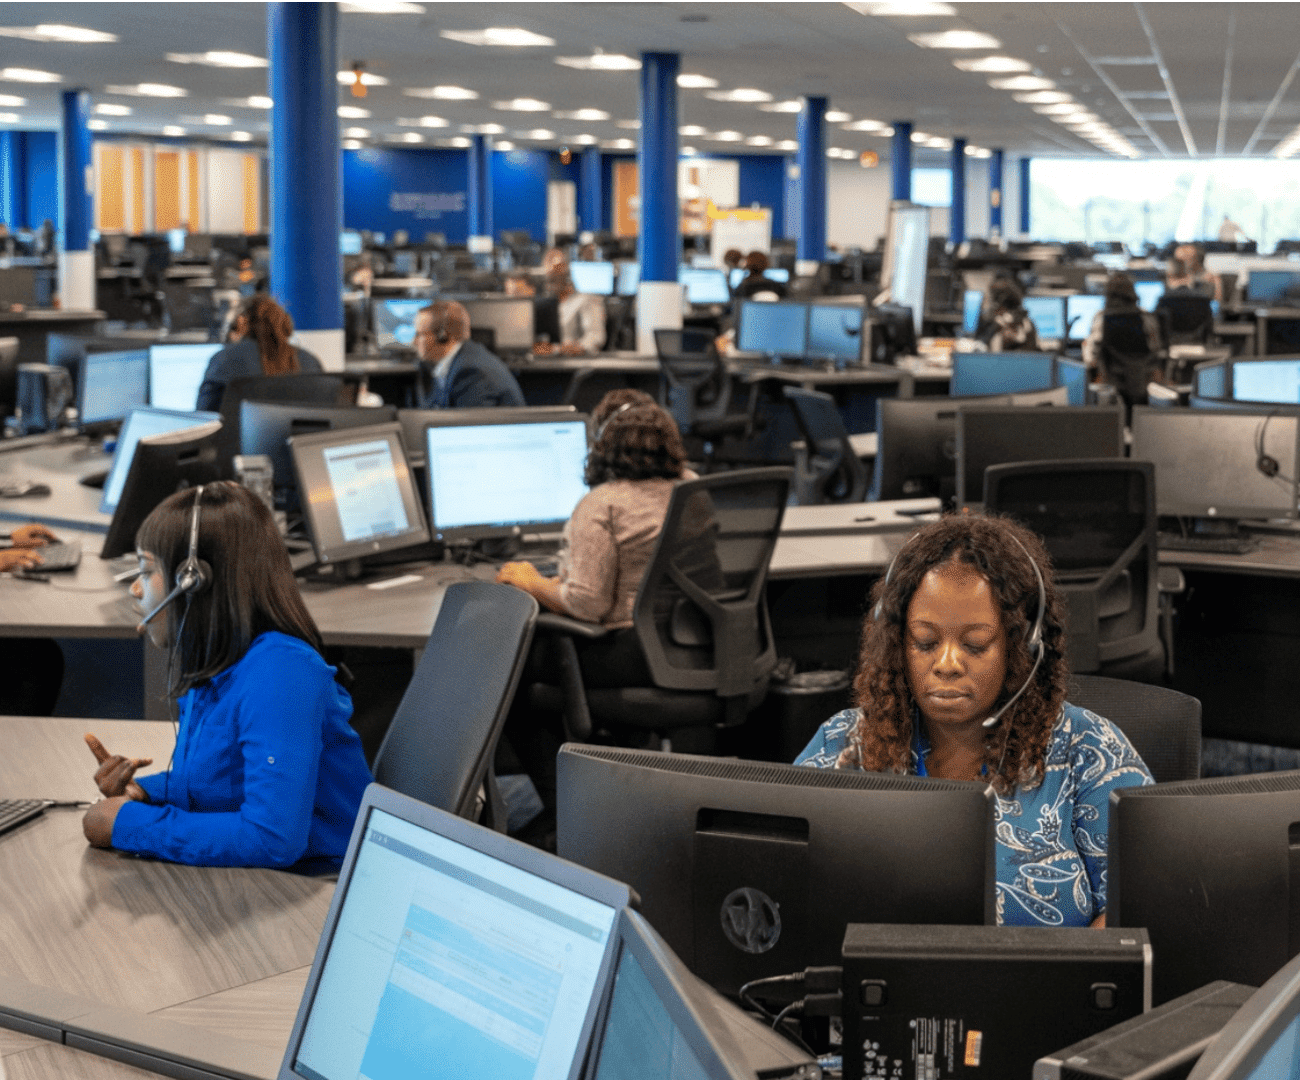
{"left": 536, "top": 612, "right": 612, "bottom": 640}
{"left": 1157, "top": 565, "right": 1186, "bottom": 595}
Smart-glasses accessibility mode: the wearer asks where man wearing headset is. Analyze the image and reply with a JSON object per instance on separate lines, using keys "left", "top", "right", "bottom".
{"left": 413, "top": 300, "right": 526, "bottom": 410}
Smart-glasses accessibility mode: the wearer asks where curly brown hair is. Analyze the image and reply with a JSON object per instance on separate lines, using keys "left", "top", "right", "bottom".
{"left": 584, "top": 391, "right": 687, "bottom": 486}
{"left": 848, "top": 513, "right": 1069, "bottom": 795}
{"left": 238, "top": 295, "right": 300, "bottom": 376}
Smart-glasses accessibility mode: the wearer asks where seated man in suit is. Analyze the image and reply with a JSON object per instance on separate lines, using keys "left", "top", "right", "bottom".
{"left": 414, "top": 301, "right": 526, "bottom": 409}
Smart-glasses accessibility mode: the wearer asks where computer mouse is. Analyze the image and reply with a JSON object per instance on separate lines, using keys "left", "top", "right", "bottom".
{"left": 0, "top": 481, "right": 51, "bottom": 498}
{"left": 24, "top": 483, "right": 51, "bottom": 497}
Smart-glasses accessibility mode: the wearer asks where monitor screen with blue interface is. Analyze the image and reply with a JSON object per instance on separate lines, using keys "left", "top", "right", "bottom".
{"left": 100, "top": 407, "right": 221, "bottom": 514}
{"left": 1248, "top": 270, "right": 1300, "bottom": 304}
{"left": 950, "top": 352, "right": 1055, "bottom": 397}
{"left": 1066, "top": 293, "right": 1106, "bottom": 340}
{"left": 1135, "top": 280, "right": 1165, "bottom": 312}
{"left": 167, "top": 228, "right": 186, "bottom": 255}
{"left": 727, "top": 267, "right": 790, "bottom": 289}
{"left": 340, "top": 231, "right": 363, "bottom": 256}
{"left": 616, "top": 261, "right": 640, "bottom": 297}
{"left": 79, "top": 348, "right": 149, "bottom": 426}
{"left": 424, "top": 418, "right": 589, "bottom": 540}
{"left": 806, "top": 304, "right": 865, "bottom": 363}
{"left": 1023, "top": 296, "right": 1067, "bottom": 340}
{"left": 962, "top": 289, "right": 984, "bottom": 336}
{"left": 1056, "top": 358, "right": 1089, "bottom": 406}
{"left": 374, "top": 298, "right": 427, "bottom": 349}
{"left": 736, "top": 301, "right": 808, "bottom": 358}
{"left": 678, "top": 268, "right": 731, "bottom": 306}
{"left": 1196, "top": 359, "right": 1229, "bottom": 399}
{"left": 288, "top": 805, "right": 621, "bottom": 1080}
{"left": 570, "top": 261, "right": 617, "bottom": 297}
{"left": 148, "top": 343, "right": 222, "bottom": 412}
{"left": 1232, "top": 359, "right": 1300, "bottom": 404}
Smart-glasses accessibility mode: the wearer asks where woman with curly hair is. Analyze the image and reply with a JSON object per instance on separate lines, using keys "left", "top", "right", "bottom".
{"left": 796, "top": 513, "right": 1152, "bottom": 928}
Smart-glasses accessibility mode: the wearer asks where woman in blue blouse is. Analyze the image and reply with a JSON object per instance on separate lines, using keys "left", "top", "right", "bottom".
{"left": 796, "top": 514, "right": 1153, "bottom": 928}
{"left": 82, "top": 482, "right": 371, "bottom": 870}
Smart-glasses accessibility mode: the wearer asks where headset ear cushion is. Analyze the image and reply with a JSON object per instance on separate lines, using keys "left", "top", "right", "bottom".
{"left": 176, "top": 557, "right": 212, "bottom": 596}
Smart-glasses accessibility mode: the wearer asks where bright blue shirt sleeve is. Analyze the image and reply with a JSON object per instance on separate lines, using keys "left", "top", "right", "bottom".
{"left": 111, "top": 633, "right": 371, "bottom": 869}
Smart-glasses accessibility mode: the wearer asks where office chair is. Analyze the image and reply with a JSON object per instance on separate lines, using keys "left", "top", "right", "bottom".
{"left": 1067, "top": 674, "right": 1201, "bottom": 783}
{"left": 1099, "top": 312, "right": 1163, "bottom": 413}
{"left": 372, "top": 581, "right": 539, "bottom": 831}
{"left": 653, "top": 328, "right": 752, "bottom": 470}
{"left": 526, "top": 467, "right": 791, "bottom": 752}
{"left": 783, "top": 385, "right": 869, "bottom": 505}
{"left": 985, "top": 459, "right": 1166, "bottom": 683}
{"left": 1157, "top": 293, "right": 1214, "bottom": 346}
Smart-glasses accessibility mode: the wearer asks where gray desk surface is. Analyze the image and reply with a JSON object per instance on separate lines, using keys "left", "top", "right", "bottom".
{"left": 0, "top": 717, "right": 326, "bottom": 1079}
{"left": 0, "top": 309, "right": 104, "bottom": 324}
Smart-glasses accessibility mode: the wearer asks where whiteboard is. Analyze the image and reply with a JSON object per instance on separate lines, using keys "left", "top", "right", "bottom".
{"left": 711, "top": 209, "right": 772, "bottom": 258}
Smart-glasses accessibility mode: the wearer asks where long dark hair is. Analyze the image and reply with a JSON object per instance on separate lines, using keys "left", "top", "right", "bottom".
{"left": 849, "top": 513, "right": 1069, "bottom": 795}
{"left": 584, "top": 394, "right": 687, "bottom": 486}
{"left": 136, "top": 481, "right": 323, "bottom": 696}
{"left": 239, "top": 295, "right": 299, "bottom": 375}
{"left": 1103, "top": 272, "right": 1140, "bottom": 312}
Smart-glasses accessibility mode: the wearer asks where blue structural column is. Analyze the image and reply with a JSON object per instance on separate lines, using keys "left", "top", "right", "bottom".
{"left": 796, "top": 96, "right": 827, "bottom": 263}
{"left": 989, "top": 148, "right": 1005, "bottom": 237}
{"left": 949, "top": 138, "right": 967, "bottom": 246}
{"left": 0, "top": 131, "right": 26, "bottom": 229}
{"left": 59, "top": 90, "right": 94, "bottom": 310}
{"left": 1019, "top": 156, "right": 1031, "bottom": 236}
{"left": 268, "top": 2, "right": 343, "bottom": 370}
{"left": 580, "top": 145, "right": 602, "bottom": 235}
{"left": 636, "top": 51, "right": 681, "bottom": 354}
{"left": 467, "top": 133, "right": 492, "bottom": 251}
{"left": 891, "top": 121, "right": 913, "bottom": 202}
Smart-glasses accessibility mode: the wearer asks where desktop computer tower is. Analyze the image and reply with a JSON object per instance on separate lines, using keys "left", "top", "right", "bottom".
{"left": 841, "top": 924, "right": 1150, "bottom": 1080}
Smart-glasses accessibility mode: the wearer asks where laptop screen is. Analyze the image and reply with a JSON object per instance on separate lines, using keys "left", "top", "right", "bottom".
{"left": 289, "top": 798, "right": 623, "bottom": 1080}
{"left": 148, "top": 343, "right": 222, "bottom": 412}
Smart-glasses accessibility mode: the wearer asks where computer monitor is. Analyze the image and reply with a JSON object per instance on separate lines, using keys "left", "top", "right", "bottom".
{"left": 1246, "top": 269, "right": 1300, "bottom": 304}
{"left": 679, "top": 268, "right": 731, "bottom": 306}
{"left": 1194, "top": 358, "right": 1229, "bottom": 399}
{"left": 557, "top": 746, "right": 995, "bottom": 998}
{"left": 290, "top": 422, "right": 431, "bottom": 566}
{"left": 956, "top": 404, "right": 1125, "bottom": 507}
{"left": 0, "top": 336, "right": 18, "bottom": 419}
{"left": 99, "top": 407, "right": 222, "bottom": 516}
{"left": 615, "top": 261, "right": 640, "bottom": 298}
{"left": 884, "top": 203, "right": 930, "bottom": 336}
{"left": 727, "top": 267, "right": 790, "bottom": 289}
{"left": 1023, "top": 295, "right": 1068, "bottom": 340}
{"left": 240, "top": 401, "right": 399, "bottom": 508}
{"left": 1231, "top": 358, "right": 1300, "bottom": 404}
{"left": 570, "top": 261, "right": 617, "bottom": 297}
{"left": 962, "top": 288, "right": 984, "bottom": 336}
{"left": 1056, "top": 357, "right": 1089, "bottom": 406}
{"left": 339, "top": 230, "right": 363, "bottom": 256}
{"left": 373, "top": 298, "right": 427, "bottom": 350}
{"left": 1131, "top": 405, "right": 1300, "bottom": 525}
{"left": 1135, "top": 279, "right": 1166, "bottom": 312}
{"left": 1186, "top": 951, "right": 1300, "bottom": 1080}
{"left": 462, "top": 297, "right": 535, "bottom": 352}
{"left": 533, "top": 295, "right": 561, "bottom": 347}
{"left": 735, "top": 300, "right": 808, "bottom": 359}
{"left": 397, "top": 405, "right": 578, "bottom": 467}
{"left": 1067, "top": 293, "right": 1106, "bottom": 341}
{"left": 806, "top": 303, "right": 866, "bottom": 364}
{"left": 166, "top": 228, "right": 187, "bottom": 256}
{"left": 1110, "top": 771, "right": 1300, "bottom": 1006}
{"left": 950, "top": 352, "right": 1056, "bottom": 397}
{"left": 423, "top": 414, "right": 589, "bottom": 542}
{"left": 149, "top": 343, "right": 222, "bottom": 412}
{"left": 77, "top": 348, "right": 150, "bottom": 429}
{"left": 100, "top": 419, "right": 225, "bottom": 559}
{"left": 870, "top": 302, "right": 919, "bottom": 362}
{"left": 277, "top": 784, "right": 630, "bottom": 1080}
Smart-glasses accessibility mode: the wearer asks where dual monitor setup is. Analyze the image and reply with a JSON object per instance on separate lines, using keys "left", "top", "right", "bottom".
{"left": 372, "top": 296, "right": 560, "bottom": 354}
{"left": 735, "top": 299, "right": 892, "bottom": 367}
{"left": 960, "top": 283, "right": 1167, "bottom": 342}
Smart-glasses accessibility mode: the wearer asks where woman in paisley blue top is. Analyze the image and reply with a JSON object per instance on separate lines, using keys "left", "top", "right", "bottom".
{"left": 796, "top": 514, "right": 1153, "bottom": 928}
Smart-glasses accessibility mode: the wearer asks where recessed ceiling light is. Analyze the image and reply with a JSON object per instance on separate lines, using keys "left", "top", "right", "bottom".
{"left": 0, "top": 112, "right": 19, "bottom": 124}
{"left": 493, "top": 97, "right": 550, "bottom": 112}
{"left": 846, "top": 1, "right": 957, "bottom": 15}
{"left": 556, "top": 54, "right": 640, "bottom": 71}
{"left": 952, "top": 56, "right": 1031, "bottom": 74}
{"left": 923, "top": 135, "right": 952, "bottom": 149}
{"left": 759, "top": 100, "right": 803, "bottom": 113}
{"left": 706, "top": 88, "right": 774, "bottom": 103}
{"left": 400, "top": 132, "right": 423, "bottom": 143}
{"left": 1014, "top": 90, "right": 1073, "bottom": 105}
{"left": 712, "top": 130, "right": 743, "bottom": 142}
{"left": 94, "top": 103, "right": 131, "bottom": 116}
{"left": 167, "top": 50, "right": 267, "bottom": 68}
{"left": 0, "top": 68, "right": 61, "bottom": 84}
{"left": 203, "top": 114, "right": 233, "bottom": 125}
{"left": 776, "top": 139, "right": 799, "bottom": 151}
{"left": 344, "top": 126, "right": 370, "bottom": 137}
{"left": 910, "top": 131, "right": 931, "bottom": 143}
{"left": 416, "top": 115, "right": 448, "bottom": 128}
{"left": 341, "top": 139, "right": 363, "bottom": 149}
{"left": 108, "top": 82, "right": 187, "bottom": 97}
{"left": 244, "top": 95, "right": 273, "bottom": 109}
{"left": 572, "top": 134, "right": 597, "bottom": 145}
{"left": 87, "top": 118, "right": 108, "bottom": 130}
{"left": 462, "top": 122, "right": 505, "bottom": 135}
{"left": 677, "top": 73, "right": 718, "bottom": 89}
{"left": 1034, "top": 103, "right": 1087, "bottom": 116}
{"left": 827, "top": 147, "right": 854, "bottom": 159}
{"left": 441, "top": 27, "right": 554, "bottom": 47}
{"left": 825, "top": 110, "right": 853, "bottom": 123}
{"left": 909, "top": 30, "right": 1002, "bottom": 49}
{"left": 843, "top": 119, "right": 887, "bottom": 131}
{"left": 405, "top": 85, "right": 478, "bottom": 100}
{"left": 679, "top": 124, "right": 708, "bottom": 137}
{"left": 681, "top": 146, "right": 698, "bottom": 156}
{"left": 616, "top": 119, "right": 641, "bottom": 130}
{"left": 965, "top": 145, "right": 992, "bottom": 158}
{"left": 338, "top": 105, "right": 370, "bottom": 118}
{"left": 162, "top": 125, "right": 186, "bottom": 137}
{"left": 339, "top": 1, "right": 425, "bottom": 12}
{"left": 555, "top": 108, "right": 610, "bottom": 122}
{"left": 230, "top": 131, "right": 252, "bottom": 142}
{"left": 336, "top": 70, "right": 388, "bottom": 86}
{"left": 0, "top": 95, "right": 25, "bottom": 107}
{"left": 608, "top": 138, "right": 635, "bottom": 150}
{"left": 448, "top": 136, "right": 472, "bottom": 148}
{"left": 519, "top": 128, "right": 555, "bottom": 140}
{"left": 988, "top": 75, "right": 1056, "bottom": 91}
{"left": 0, "top": 24, "right": 117, "bottom": 43}
{"left": 495, "top": 140, "right": 516, "bottom": 151}
{"left": 746, "top": 135, "right": 774, "bottom": 146}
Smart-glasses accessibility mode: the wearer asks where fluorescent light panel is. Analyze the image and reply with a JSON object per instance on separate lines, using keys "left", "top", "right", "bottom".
{"left": 441, "top": 28, "right": 554, "bottom": 47}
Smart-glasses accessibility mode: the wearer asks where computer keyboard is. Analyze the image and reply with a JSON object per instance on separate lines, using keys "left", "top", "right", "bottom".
{"left": 1158, "top": 533, "right": 1259, "bottom": 555}
{"left": 34, "top": 541, "right": 82, "bottom": 571}
{"left": 0, "top": 799, "right": 45, "bottom": 839}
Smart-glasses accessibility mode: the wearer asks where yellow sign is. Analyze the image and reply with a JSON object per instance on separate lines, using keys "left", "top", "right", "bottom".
{"left": 859, "top": 150, "right": 879, "bottom": 168}
{"left": 706, "top": 199, "right": 767, "bottom": 222}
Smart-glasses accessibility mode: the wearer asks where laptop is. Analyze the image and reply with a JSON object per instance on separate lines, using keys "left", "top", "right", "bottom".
{"left": 277, "top": 784, "right": 632, "bottom": 1080}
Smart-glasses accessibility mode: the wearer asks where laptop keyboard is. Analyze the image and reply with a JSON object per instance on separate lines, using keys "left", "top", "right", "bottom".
{"left": 0, "top": 799, "right": 45, "bottom": 839}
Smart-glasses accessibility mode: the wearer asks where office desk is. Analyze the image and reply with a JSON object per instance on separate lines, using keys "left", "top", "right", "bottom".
{"left": 0, "top": 716, "right": 326, "bottom": 1079}
{"left": 0, "top": 309, "right": 106, "bottom": 365}
{"left": 0, "top": 437, "right": 114, "bottom": 532}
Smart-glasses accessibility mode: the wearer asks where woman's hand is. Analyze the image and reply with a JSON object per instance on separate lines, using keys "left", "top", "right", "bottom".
{"left": 84, "top": 733, "right": 151, "bottom": 801}
{"left": 0, "top": 548, "right": 42, "bottom": 572}
{"left": 10, "top": 523, "right": 57, "bottom": 548}
{"left": 83, "top": 796, "right": 128, "bottom": 848}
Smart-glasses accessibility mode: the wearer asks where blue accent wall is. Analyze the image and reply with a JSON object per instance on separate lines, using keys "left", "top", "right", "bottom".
{"left": 25, "top": 132, "right": 57, "bottom": 229}
{"left": 491, "top": 148, "right": 549, "bottom": 243}
{"left": 343, "top": 147, "right": 469, "bottom": 241}
{"left": 737, "top": 155, "right": 786, "bottom": 238}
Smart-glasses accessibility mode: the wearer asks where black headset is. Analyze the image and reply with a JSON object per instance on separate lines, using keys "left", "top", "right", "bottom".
{"left": 138, "top": 485, "right": 212, "bottom": 629}
{"left": 432, "top": 308, "right": 452, "bottom": 345}
{"left": 874, "top": 529, "right": 1046, "bottom": 729}
{"left": 595, "top": 401, "right": 638, "bottom": 441}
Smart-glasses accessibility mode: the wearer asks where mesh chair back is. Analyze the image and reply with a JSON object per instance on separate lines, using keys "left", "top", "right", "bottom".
{"left": 653, "top": 328, "right": 732, "bottom": 431}
{"left": 784, "top": 385, "right": 868, "bottom": 504}
{"left": 372, "top": 581, "right": 539, "bottom": 819}
{"left": 219, "top": 373, "right": 347, "bottom": 454}
{"left": 1067, "top": 674, "right": 1201, "bottom": 783}
{"left": 633, "top": 467, "right": 791, "bottom": 696}
{"left": 1158, "top": 293, "right": 1214, "bottom": 342}
{"left": 1101, "top": 312, "right": 1161, "bottom": 408}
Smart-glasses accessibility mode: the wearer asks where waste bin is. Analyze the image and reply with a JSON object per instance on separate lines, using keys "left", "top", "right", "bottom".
{"left": 746, "top": 667, "right": 852, "bottom": 763}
